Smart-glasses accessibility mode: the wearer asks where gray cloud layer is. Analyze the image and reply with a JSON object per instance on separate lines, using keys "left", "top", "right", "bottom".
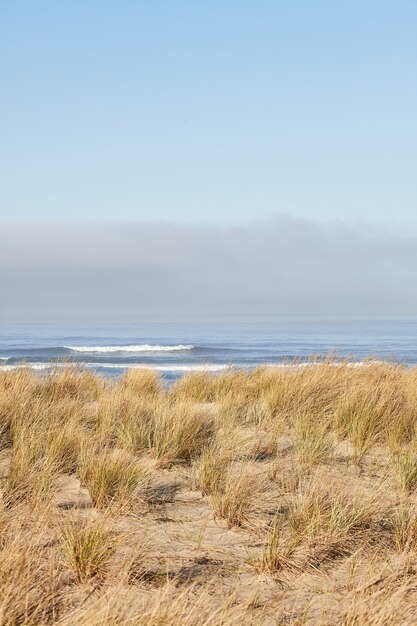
{"left": 1, "top": 218, "right": 417, "bottom": 320}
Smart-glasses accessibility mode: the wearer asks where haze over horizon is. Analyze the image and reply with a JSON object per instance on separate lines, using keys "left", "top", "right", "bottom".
{"left": 1, "top": 217, "right": 417, "bottom": 321}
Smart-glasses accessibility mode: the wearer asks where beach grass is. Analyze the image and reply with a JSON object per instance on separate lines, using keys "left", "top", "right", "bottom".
{"left": 1, "top": 359, "right": 417, "bottom": 623}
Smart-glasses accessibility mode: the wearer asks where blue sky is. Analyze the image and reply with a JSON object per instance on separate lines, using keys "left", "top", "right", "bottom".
{"left": 1, "top": 1, "right": 416, "bottom": 228}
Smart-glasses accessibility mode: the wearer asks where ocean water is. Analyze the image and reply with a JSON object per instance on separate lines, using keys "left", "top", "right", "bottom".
{"left": 1, "top": 318, "right": 417, "bottom": 383}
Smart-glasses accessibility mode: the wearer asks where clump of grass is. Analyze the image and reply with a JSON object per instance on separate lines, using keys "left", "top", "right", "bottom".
{"left": 334, "top": 392, "right": 382, "bottom": 464}
{"left": 191, "top": 428, "right": 242, "bottom": 495}
{"left": 116, "top": 395, "right": 156, "bottom": 453}
{"left": 260, "top": 515, "right": 282, "bottom": 574}
{"left": 214, "top": 370, "right": 251, "bottom": 399}
{"left": 169, "top": 372, "right": 218, "bottom": 403}
{"left": 4, "top": 455, "right": 59, "bottom": 508}
{"left": 4, "top": 412, "right": 61, "bottom": 506}
{"left": 209, "top": 462, "right": 269, "bottom": 528}
{"left": 244, "top": 400, "right": 274, "bottom": 429}
{"left": 287, "top": 478, "right": 382, "bottom": 563}
{"left": 41, "top": 367, "right": 104, "bottom": 402}
{"left": 94, "top": 395, "right": 217, "bottom": 465}
{"left": 293, "top": 412, "right": 333, "bottom": 467}
{"left": 150, "top": 400, "right": 217, "bottom": 465}
{"left": 79, "top": 447, "right": 152, "bottom": 511}
{"left": 4, "top": 395, "right": 86, "bottom": 504}
{"left": 0, "top": 524, "right": 64, "bottom": 624}
{"left": 216, "top": 396, "right": 247, "bottom": 429}
{"left": 392, "top": 449, "right": 417, "bottom": 494}
{"left": 392, "top": 504, "right": 417, "bottom": 552}
{"left": 60, "top": 519, "right": 116, "bottom": 584}
{"left": 193, "top": 448, "right": 230, "bottom": 497}
{"left": 46, "top": 419, "right": 85, "bottom": 475}
{"left": 248, "top": 429, "right": 281, "bottom": 460}
{"left": 257, "top": 514, "right": 298, "bottom": 576}
{"left": 288, "top": 481, "right": 372, "bottom": 538}
{"left": 120, "top": 369, "right": 162, "bottom": 397}
{"left": 94, "top": 389, "right": 129, "bottom": 445}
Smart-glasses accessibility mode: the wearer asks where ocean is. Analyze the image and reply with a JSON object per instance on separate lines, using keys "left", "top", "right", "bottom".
{"left": 1, "top": 318, "right": 417, "bottom": 383}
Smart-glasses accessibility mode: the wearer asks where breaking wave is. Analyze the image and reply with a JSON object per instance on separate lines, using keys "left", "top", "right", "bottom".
{"left": 0, "top": 362, "right": 227, "bottom": 372}
{"left": 64, "top": 344, "right": 194, "bottom": 353}
{"left": 0, "top": 361, "right": 385, "bottom": 373}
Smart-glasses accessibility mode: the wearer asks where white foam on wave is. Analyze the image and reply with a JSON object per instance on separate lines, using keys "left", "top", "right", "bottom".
{"left": 0, "top": 362, "right": 227, "bottom": 373}
{"left": 93, "top": 363, "right": 228, "bottom": 372}
{"left": 263, "top": 360, "right": 385, "bottom": 369}
{"left": 0, "top": 363, "right": 52, "bottom": 371}
{"left": 65, "top": 344, "right": 194, "bottom": 353}
{"left": 0, "top": 360, "right": 387, "bottom": 373}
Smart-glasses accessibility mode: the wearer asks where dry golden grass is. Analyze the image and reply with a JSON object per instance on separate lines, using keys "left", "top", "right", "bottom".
{"left": 1, "top": 360, "right": 417, "bottom": 623}
{"left": 392, "top": 503, "right": 417, "bottom": 552}
{"left": 293, "top": 411, "right": 333, "bottom": 467}
{"left": 59, "top": 517, "right": 117, "bottom": 583}
{"left": 209, "top": 461, "right": 269, "bottom": 528}
{"left": 120, "top": 368, "right": 162, "bottom": 397}
{"left": 79, "top": 447, "right": 152, "bottom": 511}
{"left": 392, "top": 448, "right": 417, "bottom": 494}
{"left": 148, "top": 399, "right": 217, "bottom": 465}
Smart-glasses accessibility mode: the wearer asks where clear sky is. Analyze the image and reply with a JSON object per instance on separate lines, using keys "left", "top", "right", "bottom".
{"left": 1, "top": 1, "right": 416, "bottom": 229}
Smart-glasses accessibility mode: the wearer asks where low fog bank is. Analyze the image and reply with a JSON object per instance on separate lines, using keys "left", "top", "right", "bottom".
{"left": 1, "top": 218, "right": 417, "bottom": 320}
